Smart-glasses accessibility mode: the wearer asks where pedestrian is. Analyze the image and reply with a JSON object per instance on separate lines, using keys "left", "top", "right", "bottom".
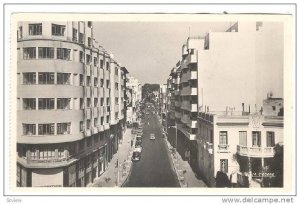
{"left": 216, "top": 171, "right": 230, "bottom": 188}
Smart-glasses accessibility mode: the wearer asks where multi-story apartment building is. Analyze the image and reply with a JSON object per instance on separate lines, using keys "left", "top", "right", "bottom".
{"left": 165, "top": 21, "right": 284, "bottom": 187}
{"left": 16, "top": 21, "right": 128, "bottom": 187}
{"left": 159, "top": 84, "right": 167, "bottom": 131}
{"left": 126, "top": 76, "right": 142, "bottom": 126}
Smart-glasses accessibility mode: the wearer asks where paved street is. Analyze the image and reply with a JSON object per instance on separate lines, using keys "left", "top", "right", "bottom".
{"left": 124, "top": 112, "right": 180, "bottom": 187}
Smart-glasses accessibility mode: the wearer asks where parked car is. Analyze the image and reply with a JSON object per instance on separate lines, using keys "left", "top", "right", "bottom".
{"left": 132, "top": 151, "right": 141, "bottom": 161}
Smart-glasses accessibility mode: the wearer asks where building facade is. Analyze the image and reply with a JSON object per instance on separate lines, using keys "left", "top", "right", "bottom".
{"left": 165, "top": 21, "right": 284, "bottom": 187}
{"left": 16, "top": 21, "right": 128, "bottom": 187}
{"left": 126, "top": 76, "right": 142, "bottom": 126}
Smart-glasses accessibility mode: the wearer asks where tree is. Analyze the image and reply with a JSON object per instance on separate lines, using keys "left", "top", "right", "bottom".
{"left": 264, "top": 144, "right": 283, "bottom": 187}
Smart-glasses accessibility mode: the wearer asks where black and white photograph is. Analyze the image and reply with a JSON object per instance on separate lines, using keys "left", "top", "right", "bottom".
{"left": 2, "top": 2, "right": 298, "bottom": 203}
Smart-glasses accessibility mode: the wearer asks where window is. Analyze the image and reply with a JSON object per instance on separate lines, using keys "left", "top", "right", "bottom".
{"left": 79, "top": 33, "right": 85, "bottom": 44}
{"left": 72, "top": 28, "right": 78, "bottom": 41}
{"left": 106, "top": 98, "right": 110, "bottom": 105}
{"left": 38, "top": 124, "right": 55, "bottom": 135}
{"left": 38, "top": 98, "right": 54, "bottom": 109}
{"left": 106, "top": 62, "right": 109, "bottom": 70}
{"left": 23, "top": 47, "right": 36, "bottom": 59}
{"left": 272, "top": 106, "right": 276, "bottom": 111}
{"left": 115, "top": 82, "right": 119, "bottom": 90}
{"left": 88, "top": 37, "right": 92, "bottom": 47}
{"left": 220, "top": 159, "right": 228, "bottom": 173}
{"left": 94, "top": 98, "right": 98, "bottom": 107}
{"left": 219, "top": 131, "right": 228, "bottom": 145}
{"left": 23, "top": 72, "right": 36, "bottom": 84}
{"left": 115, "top": 112, "right": 118, "bottom": 119}
{"left": 79, "top": 74, "right": 84, "bottom": 86}
{"left": 38, "top": 72, "right": 54, "bottom": 84}
{"left": 190, "top": 49, "right": 195, "bottom": 55}
{"left": 115, "top": 67, "right": 118, "bottom": 75}
{"left": 52, "top": 24, "right": 66, "bottom": 36}
{"left": 57, "top": 48, "right": 71, "bottom": 60}
{"left": 94, "top": 77, "right": 98, "bottom": 87}
{"left": 115, "top": 97, "right": 119, "bottom": 105}
{"left": 18, "top": 26, "right": 23, "bottom": 39}
{"left": 100, "top": 98, "right": 104, "bottom": 106}
{"left": 57, "top": 98, "right": 71, "bottom": 109}
{"left": 106, "top": 80, "right": 110, "bottom": 88}
{"left": 100, "top": 117, "right": 104, "bottom": 125}
{"left": 100, "top": 60, "right": 104, "bottom": 68}
{"left": 80, "top": 98, "right": 84, "bottom": 109}
{"left": 252, "top": 131, "right": 261, "bottom": 147}
{"left": 87, "top": 21, "right": 92, "bottom": 27}
{"left": 93, "top": 57, "right": 98, "bottom": 66}
{"left": 80, "top": 121, "right": 84, "bottom": 132}
{"left": 86, "top": 76, "right": 91, "bottom": 86}
{"left": 86, "top": 98, "right": 91, "bottom": 108}
{"left": 239, "top": 131, "right": 247, "bottom": 146}
{"left": 94, "top": 135, "right": 99, "bottom": 143}
{"left": 86, "top": 119, "right": 90, "bottom": 130}
{"left": 57, "top": 123, "right": 71, "bottom": 134}
{"left": 23, "top": 98, "right": 36, "bottom": 110}
{"left": 266, "top": 132, "right": 275, "bottom": 147}
{"left": 94, "top": 118, "right": 98, "bottom": 127}
{"left": 86, "top": 54, "right": 91, "bottom": 64}
{"left": 38, "top": 47, "right": 54, "bottom": 59}
{"left": 29, "top": 23, "right": 42, "bottom": 35}
{"left": 79, "top": 51, "right": 85, "bottom": 63}
{"left": 106, "top": 116, "right": 109, "bottom": 123}
{"left": 100, "top": 79, "right": 104, "bottom": 87}
{"left": 87, "top": 137, "right": 92, "bottom": 147}
{"left": 57, "top": 73, "right": 71, "bottom": 85}
{"left": 23, "top": 124, "right": 36, "bottom": 135}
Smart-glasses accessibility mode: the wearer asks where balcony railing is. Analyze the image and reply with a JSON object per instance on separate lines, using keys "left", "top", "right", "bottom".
{"left": 218, "top": 144, "right": 230, "bottom": 153}
{"left": 237, "top": 145, "right": 275, "bottom": 158}
{"left": 187, "top": 53, "right": 197, "bottom": 64}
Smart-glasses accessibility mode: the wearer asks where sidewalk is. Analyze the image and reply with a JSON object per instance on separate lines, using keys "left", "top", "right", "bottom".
{"left": 89, "top": 128, "right": 135, "bottom": 187}
{"left": 157, "top": 116, "right": 207, "bottom": 187}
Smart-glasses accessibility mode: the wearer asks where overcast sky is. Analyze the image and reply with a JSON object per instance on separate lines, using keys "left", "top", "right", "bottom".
{"left": 94, "top": 22, "right": 230, "bottom": 85}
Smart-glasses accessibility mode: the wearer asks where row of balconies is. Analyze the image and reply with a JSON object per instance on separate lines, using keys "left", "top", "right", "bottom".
{"left": 203, "top": 142, "right": 275, "bottom": 158}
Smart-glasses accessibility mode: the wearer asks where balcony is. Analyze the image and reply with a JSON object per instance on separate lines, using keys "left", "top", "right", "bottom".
{"left": 187, "top": 70, "right": 197, "bottom": 80}
{"left": 217, "top": 144, "right": 230, "bottom": 153}
{"left": 175, "top": 100, "right": 181, "bottom": 107}
{"left": 190, "top": 87, "right": 197, "bottom": 95}
{"left": 181, "top": 114, "right": 190, "bottom": 124}
{"left": 237, "top": 145, "right": 275, "bottom": 158}
{"left": 187, "top": 53, "right": 197, "bottom": 64}
{"left": 180, "top": 72, "right": 189, "bottom": 83}
{"left": 180, "top": 86, "right": 190, "bottom": 96}
{"left": 174, "top": 89, "right": 180, "bottom": 95}
{"left": 186, "top": 103, "right": 197, "bottom": 112}
{"left": 181, "top": 100, "right": 190, "bottom": 110}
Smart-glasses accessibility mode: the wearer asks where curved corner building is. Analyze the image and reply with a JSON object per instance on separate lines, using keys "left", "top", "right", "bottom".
{"left": 16, "top": 21, "right": 127, "bottom": 187}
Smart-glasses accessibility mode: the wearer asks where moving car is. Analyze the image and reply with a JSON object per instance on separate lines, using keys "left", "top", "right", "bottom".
{"left": 150, "top": 133, "right": 155, "bottom": 140}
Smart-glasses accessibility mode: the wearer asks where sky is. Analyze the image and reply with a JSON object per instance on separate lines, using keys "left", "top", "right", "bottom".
{"left": 94, "top": 22, "right": 230, "bottom": 85}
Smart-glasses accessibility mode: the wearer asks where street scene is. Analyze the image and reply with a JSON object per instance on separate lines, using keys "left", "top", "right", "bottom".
{"left": 15, "top": 15, "right": 286, "bottom": 189}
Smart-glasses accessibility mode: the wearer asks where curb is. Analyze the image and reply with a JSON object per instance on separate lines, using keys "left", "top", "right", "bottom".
{"left": 155, "top": 115, "right": 185, "bottom": 187}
